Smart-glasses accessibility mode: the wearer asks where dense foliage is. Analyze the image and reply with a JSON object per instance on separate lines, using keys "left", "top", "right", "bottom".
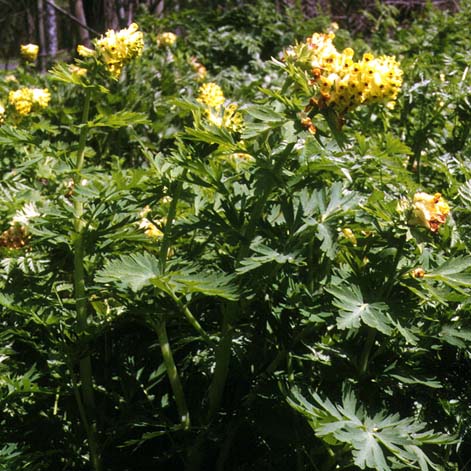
{"left": 0, "top": 1, "right": 470, "bottom": 470}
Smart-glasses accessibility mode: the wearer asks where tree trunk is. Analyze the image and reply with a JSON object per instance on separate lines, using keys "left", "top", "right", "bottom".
{"left": 46, "top": 0, "right": 58, "bottom": 58}
{"left": 27, "top": 8, "right": 36, "bottom": 43}
{"left": 37, "top": 0, "right": 47, "bottom": 72}
{"left": 73, "top": 0, "right": 90, "bottom": 47}
{"left": 154, "top": 0, "right": 164, "bottom": 16}
{"left": 104, "top": 0, "right": 119, "bottom": 30}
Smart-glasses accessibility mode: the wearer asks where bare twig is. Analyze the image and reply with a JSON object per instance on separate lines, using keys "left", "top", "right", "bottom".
{"left": 44, "top": 0, "right": 100, "bottom": 36}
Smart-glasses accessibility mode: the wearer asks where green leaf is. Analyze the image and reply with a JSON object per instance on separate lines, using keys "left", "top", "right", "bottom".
{"left": 429, "top": 256, "right": 471, "bottom": 276}
{"left": 326, "top": 284, "right": 393, "bottom": 335}
{"left": 183, "top": 126, "right": 235, "bottom": 146}
{"left": 236, "top": 238, "right": 304, "bottom": 274}
{"left": 388, "top": 374, "right": 442, "bottom": 389}
{"left": 89, "top": 110, "right": 150, "bottom": 128}
{"left": 95, "top": 252, "right": 161, "bottom": 292}
{"left": 439, "top": 325, "right": 471, "bottom": 348}
{"left": 241, "top": 104, "right": 288, "bottom": 139}
{"left": 244, "top": 105, "right": 286, "bottom": 123}
{"left": 96, "top": 254, "right": 238, "bottom": 300}
{"left": 287, "top": 387, "right": 455, "bottom": 471}
{"left": 0, "top": 125, "right": 33, "bottom": 146}
{"left": 424, "top": 256, "right": 471, "bottom": 291}
{"left": 160, "top": 270, "right": 238, "bottom": 301}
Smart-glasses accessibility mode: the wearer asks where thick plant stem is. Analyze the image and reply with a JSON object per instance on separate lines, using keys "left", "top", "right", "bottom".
{"left": 206, "top": 308, "right": 232, "bottom": 422}
{"left": 156, "top": 182, "right": 190, "bottom": 429}
{"left": 167, "top": 287, "right": 212, "bottom": 344}
{"left": 359, "top": 327, "right": 376, "bottom": 376}
{"left": 160, "top": 180, "right": 182, "bottom": 272}
{"left": 159, "top": 181, "right": 212, "bottom": 340}
{"left": 154, "top": 318, "right": 190, "bottom": 430}
{"left": 72, "top": 90, "right": 102, "bottom": 471}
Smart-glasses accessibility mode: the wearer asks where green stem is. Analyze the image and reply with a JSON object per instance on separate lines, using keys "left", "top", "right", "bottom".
{"left": 206, "top": 307, "right": 232, "bottom": 422}
{"left": 72, "top": 89, "right": 102, "bottom": 471}
{"left": 384, "top": 236, "right": 406, "bottom": 299}
{"left": 154, "top": 317, "right": 190, "bottom": 430}
{"left": 160, "top": 180, "right": 182, "bottom": 272}
{"left": 167, "top": 287, "right": 212, "bottom": 344}
{"left": 359, "top": 327, "right": 376, "bottom": 376}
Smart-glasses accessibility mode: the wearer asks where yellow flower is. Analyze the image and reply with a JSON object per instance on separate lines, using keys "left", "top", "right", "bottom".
{"left": 222, "top": 103, "right": 244, "bottom": 132}
{"left": 286, "top": 32, "right": 403, "bottom": 116}
{"left": 77, "top": 44, "right": 95, "bottom": 57}
{"left": 197, "top": 83, "right": 225, "bottom": 108}
{"left": 409, "top": 192, "right": 450, "bottom": 232}
{"left": 139, "top": 219, "right": 164, "bottom": 240}
{"left": 411, "top": 267, "right": 426, "bottom": 278}
{"left": 0, "top": 224, "right": 29, "bottom": 249}
{"left": 138, "top": 206, "right": 164, "bottom": 240}
{"left": 20, "top": 43, "right": 39, "bottom": 62}
{"left": 8, "top": 87, "right": 50, "bottom": 116}
{"left": 190, "top": 57, "right": 207, "bottom": 81}
{"left": 157, "top": 32, "right": 177, "bottom": 47}
{"left": 95, "top": 23, "right": 144, "bottom": 78}
{"left": 69, "top": 64, "right": 87, "bottom": 77}
{"left": 31, "top": 88, "right": 51, "bottom": 108}
{"left": 357, "top": 55, "right": 403, "bottom": 109}
{"left": 8, "top": 88, "right": 33, "bottom": 115}
{"left": 0, "top": 104, "right": 5, "bottom": 125}
{"left": 341, "top": 228, "right": 357, "bottom": 245}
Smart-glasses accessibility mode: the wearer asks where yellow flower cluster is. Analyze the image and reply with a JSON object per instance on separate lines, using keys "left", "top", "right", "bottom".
{"left": 77, "top": 45, "right": 95, "bottom": 58}
{"left": 138, "top": 206, "right": 164, "bottom": 240}
{"left": 69, "top": 64, "right": 87, "bottom": 77}
{"left": 409, "top": 192, "right": 450, "bottom": 232}
{"left": 197, "top": 83, "right": 244, "bottom": 132}
{"left": 20, "top": 43, "right": 39, "bottom": 62}
{"left": 221, "top": 104, "right": 244, "bottom": 133}
{"left": 287, "top": 32, "right": 403, "bottom": 115}
{"left": 190, "top": 56, "right": 207, "bottom": 81}
{"left": 157, "top": 32, "right": 177, "bottom": 47}
{"left": 8, "top": 87, "right": 51, "bottom": 116}
{"left": 197, "top": 83, "right": 225, "bottom": 108}
{"left": 94, "top": 23, "right": 144, "bottom": 78}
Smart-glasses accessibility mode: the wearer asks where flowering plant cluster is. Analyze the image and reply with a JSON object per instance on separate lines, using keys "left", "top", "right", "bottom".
{"left": 283, "top": 32, "right": 403, "bottom": 117}
{"left": 20, "top": 43, "right": 39, "bottom": 62}
{"left": 77, "top": 23, "right": 144, "bottom": 78}
{"left": 8, "top": 87, "right": 50, "bottom": 116}
{"left": 196, "top": 82, "right": 244, "bottom": 132}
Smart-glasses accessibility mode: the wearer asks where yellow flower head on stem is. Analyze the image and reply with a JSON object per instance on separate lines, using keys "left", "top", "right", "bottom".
{"left": 190, "top": 57, "right": 207, "bottom": 81}
{"left": 287, "top": 32, "right": 403, "bottom": 116}
{"left": 409, "top": 192, "right": 450, "bottom": 232}
{"left": 95, "top": 23, "right": 144, "bottom": 78}
{"left": 8, "top": 88, "right": 50, "bottom": 116}
{"left": 20, "top": 43, "right": 39, "bottom": 62}
{"left": 197, "top": 82, "right": 225, "bottom": 108}
{"left": 157, "top": 32, "right": 177, "bottom": 47}
{"left": 77, "top": 44, "right": 96, "bottom": 57}
{"left": 138, "top": 206, "right": 164, "bottom": 240}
